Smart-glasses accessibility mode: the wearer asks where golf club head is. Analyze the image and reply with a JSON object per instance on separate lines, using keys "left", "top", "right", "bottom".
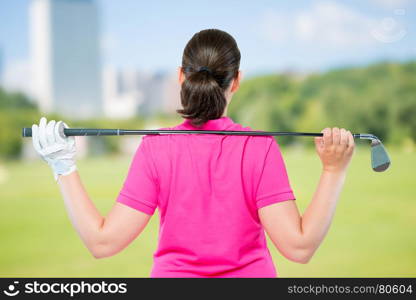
{"left": 370, "top": 139, "right": 391, "bottom": 172}
{"left": 358, "top": 134, "right": 391, "bottom": 172}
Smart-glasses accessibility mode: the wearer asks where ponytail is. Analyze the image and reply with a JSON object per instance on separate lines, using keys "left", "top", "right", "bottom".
{"left": 177, "top": 29, "right": 241, "bottom": 127}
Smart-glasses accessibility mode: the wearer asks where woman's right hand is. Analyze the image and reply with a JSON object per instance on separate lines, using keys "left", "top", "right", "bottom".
{"left": 314, "top": 127, "right": 355, "bottom": 174}
{"left": 32, "top": 117, "right": 77, "bottom": 180}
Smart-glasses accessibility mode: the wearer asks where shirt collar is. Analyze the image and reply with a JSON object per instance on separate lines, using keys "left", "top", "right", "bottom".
{"left": 179, "top": 116, "right": 235, "bottom": 131}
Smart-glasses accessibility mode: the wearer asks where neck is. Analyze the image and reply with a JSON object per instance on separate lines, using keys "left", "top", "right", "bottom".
{"left": 221, "top": 106, "right": 228, "bottom": 117}
{"left": 222, "top": 94, "right": 231, "bottom": 117}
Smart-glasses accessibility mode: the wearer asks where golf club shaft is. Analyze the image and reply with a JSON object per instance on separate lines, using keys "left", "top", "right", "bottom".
{"left": 22, "top": 127, "right": 372, "bottom": 140}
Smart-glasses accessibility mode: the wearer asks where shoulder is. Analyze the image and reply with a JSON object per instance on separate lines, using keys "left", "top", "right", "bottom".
{"left": 140, "top": 125, "right": 172, "bottom": 147}
{"left": 233, "top": 123, "right": 276, "bottom": 146}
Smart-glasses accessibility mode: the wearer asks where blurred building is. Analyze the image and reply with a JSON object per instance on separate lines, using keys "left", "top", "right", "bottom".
{"left": 138, "top": 71, "right": 166, "bottom": 116}
{"left": 103, "top": 68, "right": 142, "bottom": 119}
{"left": 102, "top": 67, "right": 180, "bottom": 118}
{"left": 161, "top": 71, "right": 181, "bottom": 115}
{"left": 136, "top": 71, "right": 181, "bottom": 116}
{"left": 30, "top": 0, "right": 102, "bottom": 118}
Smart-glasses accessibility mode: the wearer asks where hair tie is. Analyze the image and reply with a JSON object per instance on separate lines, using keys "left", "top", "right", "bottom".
{"left": 198, "top": 66, "right": 212, "bottom": 75}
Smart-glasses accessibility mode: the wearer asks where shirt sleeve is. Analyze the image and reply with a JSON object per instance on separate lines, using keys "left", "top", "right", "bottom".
{"left": 116, "top": 137, "right": 159, "bottom": 215}
{"left": 256, "top": 138, "right": 296, "bottom": 209}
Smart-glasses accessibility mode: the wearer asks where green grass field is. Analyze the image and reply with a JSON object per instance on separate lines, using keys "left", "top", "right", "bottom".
{"left": 1, "top": 147, "right": 415, "bottom": 277}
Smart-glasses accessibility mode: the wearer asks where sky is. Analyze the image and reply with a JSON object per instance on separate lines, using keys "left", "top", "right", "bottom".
{"left": 0, "top": 0, "right": 415, "bottom": 92}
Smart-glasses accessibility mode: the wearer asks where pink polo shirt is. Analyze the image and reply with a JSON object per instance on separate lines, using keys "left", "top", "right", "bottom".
{"left": 117, "top": 116, "right": 296, "bottom": 277}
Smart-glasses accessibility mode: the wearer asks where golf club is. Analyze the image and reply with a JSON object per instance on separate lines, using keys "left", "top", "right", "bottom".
{"left": 22, "top": 127, "right": 391, "bottom": 172}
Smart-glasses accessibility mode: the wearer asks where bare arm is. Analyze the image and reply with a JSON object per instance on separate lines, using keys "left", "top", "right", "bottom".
{"left": 259, "top": 127, "right": 354, "bottom": 263}
{"left": 31, "top": 118, "right": 151, "bottom": 259}
{"left": 57, "top": 171, "right": 151, "bottom": 258}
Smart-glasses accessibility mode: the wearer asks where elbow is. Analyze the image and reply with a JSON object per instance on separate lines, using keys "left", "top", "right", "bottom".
{"left": 90, "top": 247, "right": 110, "bottom": 259}
{"left": 91, "top": 250, "right": 110, "bottom": 259}
{"left": 89, "top": 244, "right": 118, "bottom": 259}
{"left": 282, "top": 247, "right": 315, "bottom": 264}
{"left": 289, "top": 251, "right": 313, "bottom": 264}
{"left": 85, "top": 227, "right": 119, "bottom": 259}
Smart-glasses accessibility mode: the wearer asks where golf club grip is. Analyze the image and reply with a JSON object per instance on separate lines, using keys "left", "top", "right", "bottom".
{"left": 22, "top": 127, "right": 363, "bottom": 139}
{"left": 22, "top": 128, "right": 126, "bottom": 137}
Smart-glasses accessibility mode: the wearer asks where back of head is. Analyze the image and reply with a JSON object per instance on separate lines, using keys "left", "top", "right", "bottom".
{"left": 177, "top": 29, "right": 241, "bottom": 127}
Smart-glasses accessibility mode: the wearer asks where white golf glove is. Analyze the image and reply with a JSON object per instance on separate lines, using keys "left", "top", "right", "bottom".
{"left": 32, "top": 117, "right": 77, "bottom": 181}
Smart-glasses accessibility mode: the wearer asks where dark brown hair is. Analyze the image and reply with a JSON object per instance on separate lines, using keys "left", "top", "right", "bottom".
{"left": 177, "top": 29, "right": 241, "bottom": 127}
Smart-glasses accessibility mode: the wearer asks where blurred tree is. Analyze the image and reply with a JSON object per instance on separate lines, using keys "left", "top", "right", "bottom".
{"left": 228, "top": 61, "right": 416, "bottom": 147}
{"left": 1, "top": 61, "right": 415, "bottom": 159}
{"left": 0, "top": 89, "right": 40, "bottom": 158}
{"left": 0, "top": 87, "right": 146, "bottom": 159}
{"left": 0, "top": 89, "right": 38, "bottom": 110}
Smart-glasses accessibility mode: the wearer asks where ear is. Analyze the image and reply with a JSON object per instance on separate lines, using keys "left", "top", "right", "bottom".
{"left": 178, "top": 67, "right": 185, "bottom": 85}
{"left": 230, "top": 70, "right": 242, "bottom": 93}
